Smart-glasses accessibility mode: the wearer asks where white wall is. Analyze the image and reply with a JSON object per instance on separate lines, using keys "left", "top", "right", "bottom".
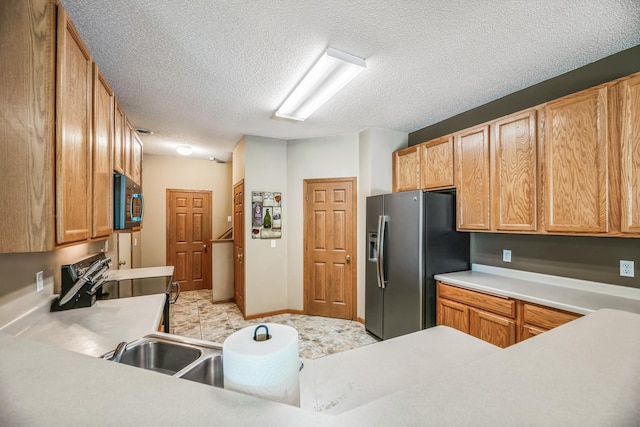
{"left": 286, "top": 134, "right": 360, "bottom": 312}
{"left": 243, "top": 136, "right": 288, "bottom": 316}
{"left": 357, "top": 128, "right": 407, "bottom": 317}
{"left": 141, "top": 154, "right": 232, "bottom": 268}
{"left": 234, "top": 128, "right": 407, "bottom": 319}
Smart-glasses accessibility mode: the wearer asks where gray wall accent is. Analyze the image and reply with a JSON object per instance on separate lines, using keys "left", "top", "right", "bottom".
{"left": 409, "top": 44, "right": 640, "bottom": 145}
{"left": 471, "top": 233, "right": 640, "bottom": 288}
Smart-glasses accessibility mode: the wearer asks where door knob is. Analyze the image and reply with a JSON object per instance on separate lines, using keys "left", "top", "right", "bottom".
{"left": 346, "top": 255, "right": 351, "bottom": 262}
{"left": 118, "top": 260, "right": 126, "bottom": 266}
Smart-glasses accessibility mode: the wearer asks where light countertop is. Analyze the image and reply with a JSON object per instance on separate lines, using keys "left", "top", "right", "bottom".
{"left": 2, "top": 309, "right": 639, "bottom": 425}
{"left": 435, "top": 264, "right": 640, "bottom": 315}
{"left": 106, "top": 266, "right": 174, "bottom": 281}
{"left": 0, "top": 294, "right": 165, "bottom": 357}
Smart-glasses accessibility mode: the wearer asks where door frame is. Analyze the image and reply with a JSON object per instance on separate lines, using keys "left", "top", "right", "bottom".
{"left": 303, "top": 177, "right": 358, "bottom": 321}
{"left": 165, "top": 188, "right": 213, "bottom": 290}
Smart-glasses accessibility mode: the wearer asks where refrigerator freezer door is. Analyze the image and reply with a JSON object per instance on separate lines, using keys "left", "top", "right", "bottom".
{"left": 365, "top": 195, "right": 384, "bottom": 339}
{"left": 383, "top": 190, "right": 424, "bottom": 340}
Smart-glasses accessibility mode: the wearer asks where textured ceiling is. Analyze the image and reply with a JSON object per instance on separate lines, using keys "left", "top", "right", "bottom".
{"left": 59, "top": 0, "right": 640, "bottom": 161}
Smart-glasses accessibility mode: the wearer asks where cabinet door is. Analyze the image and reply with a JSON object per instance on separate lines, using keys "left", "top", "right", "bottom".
{"left": 620, "top": 73, "right": 640, "bottom": 234}
{"left": 437, "top": 298, "right": 470, "bottom": 334}
{"left": 520, "top": 324, "right": 546, "bottom": 341}
{"left": 0, "top": 0, "right": 56, "bottom": 253}
{"left": 420, "top": 136, "right": 454, "bottom": 189}
{"left": 470, "top": 308, "right": 516, "bottom": 348}
{"left": 55, "top": 7, "right": 92, "bottom": 244}
{"left": 491, "top": 110, "right": 538, "bottom": 231}
{"left": 456, "top": 125, "right": 490, "bottom": 230}
{"left": 123, "top": 119, "right": 133, "bottom": 177}
{"left": 392, "top": 146, "right": 420, "bottom": 192}
{"left": 92, "top": 65, "right": 113, "bottom": 238}
{"left": 113, "top": 101, "right": 126, "bottom": 174}
{"left": 131, "top": 132, "right": 143, "bottom": 185}
{"left": 542, "top": 86, "right": 609, "bottom": 233}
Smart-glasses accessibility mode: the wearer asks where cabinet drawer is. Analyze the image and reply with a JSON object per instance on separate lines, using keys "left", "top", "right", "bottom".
{"left": 437, "top": 282, "right": 516, "bottom": 318}
{"left": 522, "top": 303, "right": 581, "bottom": 330}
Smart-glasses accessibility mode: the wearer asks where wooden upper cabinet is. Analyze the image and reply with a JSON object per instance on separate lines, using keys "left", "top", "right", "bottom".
{"left": 392, "top": 146, "right": 420, "bottom": 192}
{"left": 92, "top": 65, "right": 114, "bottom": 238}
{"left": 0, "top": 0, "right": 56, "bottom": 252}
{"left": 113, "top": 101, "right": 126, "bottom": 174}
{"left": 491, "top": 109, "right": 538, "bottom": 231}
{"left": 420, "top": 135, "right": 454, "bottom": 190}
{"left": 131, "top": 132, "right": 143, "bottom": 185}
{"left": 542, "top": 86, "right": 609, "bottom": 233}
{"left": 55, "top": 7, "right": 93, "bottom": 244}
{"left": 124, "top": 119, "right": 133, "bottom": 177}
{"left": 456, "top": 124, "right": 490, "bottom": 230}
{"left": 620, "top": 73, "right": 640, "bottom": 234}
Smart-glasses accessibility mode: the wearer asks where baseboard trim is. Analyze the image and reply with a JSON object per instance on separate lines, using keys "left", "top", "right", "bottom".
{"left": 213, "top": 298, "right": 235, "bottom": 304}
{"left": 244, "top": 308, "right": 303, "bottom": 320}
{"left": 357, "top": 317, "right": 365, "bottom": 325}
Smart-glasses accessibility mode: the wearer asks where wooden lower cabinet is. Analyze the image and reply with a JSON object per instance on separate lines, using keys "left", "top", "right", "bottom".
{"left": 437, "top": 298, "right": 470, "bottom": 334}
{"left": 436, "top": 281, "right": 581, "bottom": 347}
{"left": 470, "top": 308, "right": 516, "bottom": 348}
{"left": 519, "top": 302, "right": 581, "bottom": 342}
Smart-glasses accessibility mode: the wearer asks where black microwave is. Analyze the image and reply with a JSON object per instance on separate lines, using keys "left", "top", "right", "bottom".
{"left": 114, "top": 174, "right": 144, "bottom": 229}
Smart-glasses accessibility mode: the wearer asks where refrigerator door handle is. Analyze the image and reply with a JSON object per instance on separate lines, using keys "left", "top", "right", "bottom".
{"left": 377, "top": 215, "right": 388, "bottom": 289}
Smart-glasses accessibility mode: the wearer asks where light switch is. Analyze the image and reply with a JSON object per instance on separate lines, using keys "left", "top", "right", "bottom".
{"left": 271, "top": 240, "right": 276, "bottom": 248}
{"left": 36, "top": 271, "right": 44, "bottom": 292}
{"left": 503, "top": 249, "right": 512, "bottom": 263}
{"left": 227, "top": 216, "right": 232, "bottom": 223}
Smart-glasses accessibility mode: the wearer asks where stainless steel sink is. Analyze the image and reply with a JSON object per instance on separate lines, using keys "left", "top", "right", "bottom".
{"left": 180, "top": 355, "right": 224, "bottom": 387}
{"left": 118, "top": 339, "right": 203, "bottom": 375}
{"left": 103, "top": 333, "right": 224, "bottom": 387}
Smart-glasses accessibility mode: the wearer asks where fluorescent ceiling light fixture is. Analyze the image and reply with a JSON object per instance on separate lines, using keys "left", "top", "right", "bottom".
{"left": 176, "top": 145, "right": 193, "bottom": 156}
{"left": 275, "top": 48, "right": 366, "bottom": 121}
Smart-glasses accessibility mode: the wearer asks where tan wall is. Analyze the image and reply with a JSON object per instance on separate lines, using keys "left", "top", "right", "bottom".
{"left": 243, "top": 136, "right": 288, "bottom": 316}
{"left": 140, "top": 154, "right": 232, "bottom": 268}
{"left": 286, "top": 134, "right": 360, "bottom": 313}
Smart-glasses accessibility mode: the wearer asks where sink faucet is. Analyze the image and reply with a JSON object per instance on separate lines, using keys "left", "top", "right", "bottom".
{"left": 111, "top": 341, "right": 128, "bottom": 363}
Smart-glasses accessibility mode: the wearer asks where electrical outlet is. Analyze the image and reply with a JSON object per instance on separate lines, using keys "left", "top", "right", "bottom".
{"left": 271, "top": 240, "right": 276, "bottom": 248}
{"left": 503, "top": 249, "right": 512, "bottom": 263}
{"left": 36, "top": 271, "right": 44, "bottom": 292}
{"left": 620, "top": 260, "right": 634, "bottom": 277}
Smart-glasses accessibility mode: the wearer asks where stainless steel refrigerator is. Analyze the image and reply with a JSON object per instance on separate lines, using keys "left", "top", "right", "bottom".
{"left": 365, "top": 190, "right": 469, "bottom": 340}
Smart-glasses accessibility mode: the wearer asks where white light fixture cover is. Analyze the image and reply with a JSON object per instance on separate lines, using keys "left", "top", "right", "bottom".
{"left": 176, "top": 145, "right": 193, "bottom": 155}
{"left": 275, "top": 48, "right": 366, "bottom": 121}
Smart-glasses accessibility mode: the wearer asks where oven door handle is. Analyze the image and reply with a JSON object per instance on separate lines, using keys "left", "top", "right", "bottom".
{"left": 169, "top": 281, "right": 181, "bottom": 304}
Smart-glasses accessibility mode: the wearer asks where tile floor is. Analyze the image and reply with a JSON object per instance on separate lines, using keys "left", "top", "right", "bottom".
{"left": 170, "top": 290, "right": 377, "bottom": 359}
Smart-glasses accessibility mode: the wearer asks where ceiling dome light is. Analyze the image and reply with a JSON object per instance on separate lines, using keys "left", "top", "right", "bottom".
{"left": 176, "top": 145, "right": 193, "bottom": 156}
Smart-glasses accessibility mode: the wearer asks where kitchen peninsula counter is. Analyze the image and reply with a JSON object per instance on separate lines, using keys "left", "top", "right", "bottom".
{"left": 2, "top": 309, "right": 640, "bottom": 425}
{"left": 0, "top": 293, "right": 165, "bottom": 357}
{"left": 435, "top": 264, "right": 640, "bottom": 315}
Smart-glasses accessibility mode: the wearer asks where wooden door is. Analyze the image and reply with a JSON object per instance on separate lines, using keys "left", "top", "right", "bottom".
{"left": 55, "top": 7, "right": 93, "bottom": 244}
{"left": 469, "top": 308, "right": 516, "bottom": 348}
{"left": 304, "top": 178, "right": 357, "bottom": 320}
{"left": 456, "top": 124, "right": 491, "bottom": 231}
{"left": 491, "top": 109, "right": 538, "bottom": 231}
{"left": 542, "top": 86, "right": 609, "bottom": 233}
{"left": 166, "top": 190, "right": 212, "bottom": 291}
{"left": 392, "top": 146, "right": 420, "bottom": 192}
{"left": 91, "top": 65, "right": 113, "bottom": 238}
{"left": 233, "top": 181, "right": 245, "bottom": 315}
{"left": 620, "top": 73, "right": 640, "bottom": 234}
{"left": 437, "top": 298, "right": 470, "bottom": 334}
{"left": 113, "top": 101, "right": 125, "bottom": 174}
{"left": 420, "top": 135, "right": 454, "bottom": 190}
